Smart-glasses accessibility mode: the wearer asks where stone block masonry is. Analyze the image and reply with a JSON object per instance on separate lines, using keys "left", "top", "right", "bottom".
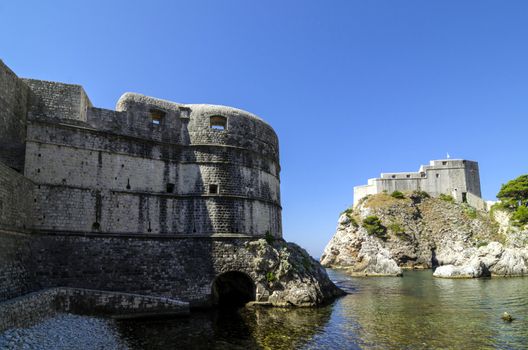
{"left": 0, "top": 59, "right": 343, "bottom": 319}
{"left": 0, "top": 232, "right": 37, "bottom": 303}
{"left": 0, "top": 60, "right": 30, "bottom": 172}
{"left": 22, "top": 90, "right": 281, "bottom": 237}
{"left": 0, "top": 59, "right": 342, "bottom": 320}
{"left": 354, "top": 159, "right": 486, "bottom": 209}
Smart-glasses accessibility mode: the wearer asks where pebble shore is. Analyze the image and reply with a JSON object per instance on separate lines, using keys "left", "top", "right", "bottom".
{"left": 0, "top": 314, "right": 129, "bottom": 350}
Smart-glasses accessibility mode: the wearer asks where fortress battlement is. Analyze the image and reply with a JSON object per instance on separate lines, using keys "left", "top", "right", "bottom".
{"left": 0, "top": 59, "right": 281, "bottom": 238}
{"left": 354, "top": 158, "right": 485, "bottom": 210}
{"left": 0, "top": 59, "right": 300, "bottom": 310}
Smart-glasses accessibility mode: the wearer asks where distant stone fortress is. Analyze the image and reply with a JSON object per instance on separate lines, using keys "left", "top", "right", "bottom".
{"left": 354, "top": 159, "right": 486, "bottom": 210}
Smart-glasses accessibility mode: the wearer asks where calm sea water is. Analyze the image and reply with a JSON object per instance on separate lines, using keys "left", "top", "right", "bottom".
{"left": 115, "top": 270, "right": 528, "bottom": 350}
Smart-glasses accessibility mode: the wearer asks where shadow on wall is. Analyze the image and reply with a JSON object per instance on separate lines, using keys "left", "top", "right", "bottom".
{"left": 211, "top": 271, "right": 255, "bottom": 308}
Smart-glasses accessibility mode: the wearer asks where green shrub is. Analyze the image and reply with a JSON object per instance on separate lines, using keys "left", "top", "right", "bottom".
{"left": 341, "top": 208, "right": 359, "bottom": 228}
{"left": 492, "top": 200, "right": 516, "bottom": 212}
{"left": 464, "top": 206, "right": 477, "bottom": 219}
{"left": 512, "top": 206, "right": 528, "bottom": 227}
{"left": 302, "top": 257, "right": 312, "bottom": 270}
{"left": 412, "top": 190, "right": 430, "bottom": 199}
{"left": 388, "top": 223, "right": 410, "bottom": 240}
{"left": 477, "top": 241, "right": 488, "bottom": 248}
{"left": 265, "top": 231, "right": 274, "bottom": 244}
{"left": 357, "top": 195, "right": 371, "bottom": 206}
{"left": 490, "top": 202, "right": 508, "bottom": 214}
{"left": 342, "top": 208, "right": 353, "bottom": 216}
{"left": 266, "top": 271, "right": 276, "bottom": 282}
{"left": 362, "top": 216, "right": 387, "bottom": 238}
{"left": 410, "top": 190, "right": 430, "bottom": 204}
{"left": 439, "top": 193, "right": 454, "bottom": 202}
{"left": 391, "top": 191, "right": 405, "bottom": 199}
{"left": 388, "top": 223, "right": 404, "bottom": 234}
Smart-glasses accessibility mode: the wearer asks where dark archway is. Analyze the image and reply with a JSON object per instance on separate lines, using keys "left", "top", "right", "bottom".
{"left": 212, "top": 271, "right": 255, "bottom": 308}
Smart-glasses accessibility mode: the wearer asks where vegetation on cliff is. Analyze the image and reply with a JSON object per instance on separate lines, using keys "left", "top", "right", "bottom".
{"left": 321, "top": 188, "right": 528, "bottom": 278}
{"left": 495, "top": 174, "right": 528, "bottom": 227}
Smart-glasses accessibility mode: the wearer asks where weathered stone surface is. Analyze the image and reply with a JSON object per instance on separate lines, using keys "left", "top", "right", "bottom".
{"left": 353, "top": 159, "right": 486, "bottom": 210}
{"left": 0, "top": 60, "right": 29, "bottom": 172}
{"left": 252, "top": 241, "right": 345, "bottom": 306}
{"left": 321, "top": 223, "right": 402, "bottom": 276}
{"left": 433, "top": 243, "right": 528, "bottom": 279}
{"left": 323, "top": 193, "right": 528, "bottom": 280}
{"left": 0, "top": 59, "right": 342, "bottom": 313}
{"left": 433, "top": 258, "right": 488, "bottom": 278}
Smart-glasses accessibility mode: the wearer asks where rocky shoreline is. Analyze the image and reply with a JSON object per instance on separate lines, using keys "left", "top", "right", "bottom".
{"left": 321, "top": 193, "right": 528, "bottom": 279}
{"left": 248, "top": 239, "right": 345, "bottom": 306}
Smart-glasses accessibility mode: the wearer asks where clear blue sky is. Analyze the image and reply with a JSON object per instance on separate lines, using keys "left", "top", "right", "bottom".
{"left": 2, "top": 1, "right": 527, "bottom": 257}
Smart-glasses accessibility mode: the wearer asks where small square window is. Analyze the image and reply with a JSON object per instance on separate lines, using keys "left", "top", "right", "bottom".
{"left": 436, "top": 174, "right": 439, "bottom": 178}
{"left": 150, "top": 109, "right": 165, "bottom": 125}
{"left": 442, "top": 161, "right": 447, "bottom": 165}
{"left": 166, "top": 183, "right": 175, "bottom": 193}
{"left": 209, "top": 184, "right": 219, "bottom": 194}
{"left": 210, "top": 115, "right": 227, "bottom": 130}
{"left": 406, "top": 174, "right": 410, "bottom": 178}
{"left": 391, "top": 175, "right": 396, "bottom": 179}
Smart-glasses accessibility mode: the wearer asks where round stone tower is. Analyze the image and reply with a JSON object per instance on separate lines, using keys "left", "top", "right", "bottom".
{"left": 116, "top": 93, "right": 282, "bottom": 238}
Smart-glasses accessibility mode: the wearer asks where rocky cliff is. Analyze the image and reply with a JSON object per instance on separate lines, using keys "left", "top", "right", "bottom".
{"left": 247, "top": 239, "right": 345, "bottom": 306}
{"left": 321, "top": 192, "right": 528, "bottom": 278}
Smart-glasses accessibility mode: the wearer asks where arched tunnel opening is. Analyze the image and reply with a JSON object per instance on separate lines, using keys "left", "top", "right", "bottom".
{"left": 212, "top": 271, "right": 255, "bottom": 308}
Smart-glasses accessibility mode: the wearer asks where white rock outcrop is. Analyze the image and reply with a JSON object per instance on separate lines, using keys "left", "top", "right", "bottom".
{"left": 322, "top": 193, "right": 528, "bottom": 280}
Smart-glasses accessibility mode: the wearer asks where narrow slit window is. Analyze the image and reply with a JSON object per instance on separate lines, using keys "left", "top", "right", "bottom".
{"left": 209, "top": 184, "right": 219, "bottom": 194}
{"left": 210, "top": 115, "right": 227, "bottom": 130}
{"left": 150, "top": 109, "right": 165, "bottom": 125}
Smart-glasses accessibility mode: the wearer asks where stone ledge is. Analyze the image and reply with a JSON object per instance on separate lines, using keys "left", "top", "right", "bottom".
{"left": 32, "top": 230, "right": 263, "bottom": 239}
{"left": 0, "top": 287, "right": 189, "bottom": 332}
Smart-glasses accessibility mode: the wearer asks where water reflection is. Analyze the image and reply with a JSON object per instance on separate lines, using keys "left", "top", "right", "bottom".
{"left": 325, "top": 269, "right": 528, "bottom": 350}
{"left": 115, "top": 270, "right": 528, "bottom": 350}
{"left": 116, "top": 305, "right": 333, "bottom": 350}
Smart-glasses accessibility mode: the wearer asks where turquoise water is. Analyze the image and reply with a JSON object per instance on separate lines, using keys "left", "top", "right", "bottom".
{"left": 3, "top": 270, "right": 527, "bottom": 349}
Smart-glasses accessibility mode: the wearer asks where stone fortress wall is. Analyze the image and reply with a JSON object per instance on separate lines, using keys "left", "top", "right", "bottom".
{"left": 23, "top": 79, "right": 282, "bottom": 237}
{"left": 0, "top": 59, "right": 283, "bottom": 307}
{"left": 354, "top": 159, "right": 486, "bottom": 210}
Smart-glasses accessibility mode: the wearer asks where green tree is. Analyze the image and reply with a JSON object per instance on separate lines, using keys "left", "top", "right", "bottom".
{"left": 497, "top": 174, "right": 528, "bottom": 207}
{"left": 511, "top": 206, "right": 528, "bottom": 227}
{"left": 362, "top": 216, "right": 387, "bottom": 238}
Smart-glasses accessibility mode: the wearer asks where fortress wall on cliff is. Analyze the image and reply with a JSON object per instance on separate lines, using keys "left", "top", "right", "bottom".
{"left": 0, "top": 59, "right": 293, "bottom": 308}
{"left": 354, "top": 159, "right": 484, "bottom": 207}
{"left": 23, "top": 92, "right": 282, "bottom": 236}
